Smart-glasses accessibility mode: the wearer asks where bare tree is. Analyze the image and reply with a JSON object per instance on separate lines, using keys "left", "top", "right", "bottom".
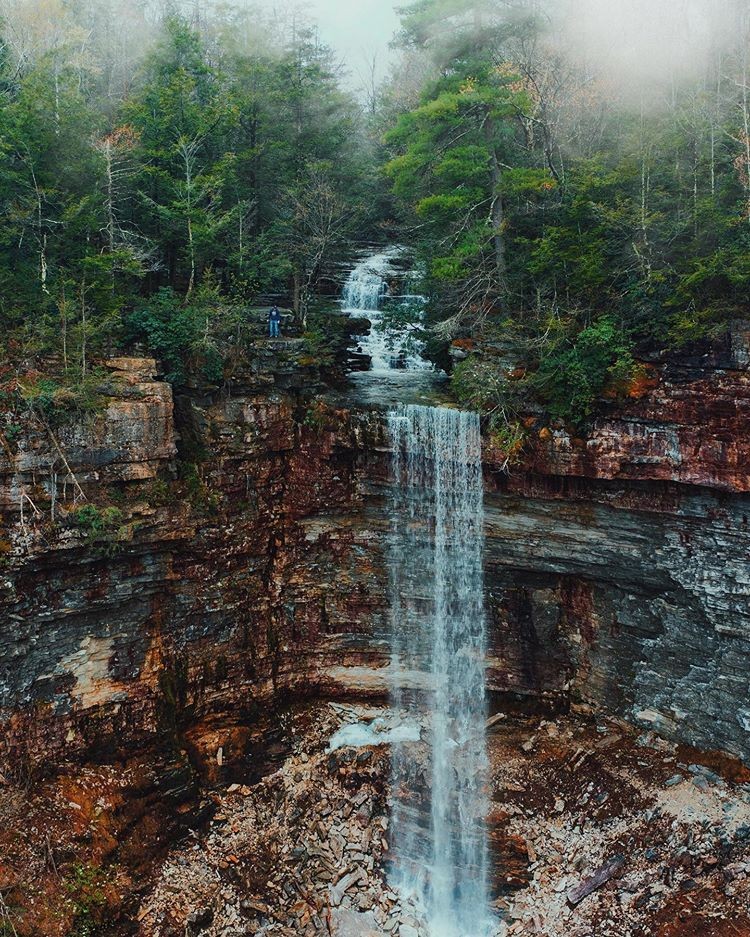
{"left": 286, "top": 169, "right": 353, "bottom": 331}
{"left": 177, "top": 135, "right": 201, "bottom": 296}
{"left": 730, "top": 8, "right": 750, "bottom": 223}
{"left": 355, "top": 50, "right": 380, "bottom": 117}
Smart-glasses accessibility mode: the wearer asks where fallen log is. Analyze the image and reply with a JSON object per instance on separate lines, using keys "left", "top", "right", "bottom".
{"left": 567, "top": 854, "right": 626, "bottom": 907}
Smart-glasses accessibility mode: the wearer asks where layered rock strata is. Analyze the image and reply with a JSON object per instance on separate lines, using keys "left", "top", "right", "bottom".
{"left": 1, "top": 325, "right": 749, "bottom": 778}
{"left": 0, "top": 355, "right": 387, "bottom": 777}
{"left": 482, "top": 324, "right": 750, "bottom": 762}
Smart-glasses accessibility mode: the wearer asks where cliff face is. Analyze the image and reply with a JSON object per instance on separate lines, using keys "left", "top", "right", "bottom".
{"left": 483, "top": 323, "right": 750, "bottom": 763}
{"left": 0, "top": 354, "right": 388, "bottom": 777}
{"left": 1, "top": 330, "right": 749, "bottom": 778}
{"left": 519, "top": 322, "right": 750, "bottom": 491}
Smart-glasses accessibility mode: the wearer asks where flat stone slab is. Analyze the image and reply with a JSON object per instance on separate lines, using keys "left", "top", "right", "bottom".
{"left": 330, "top": 908, "right": 386, "bottom": 937}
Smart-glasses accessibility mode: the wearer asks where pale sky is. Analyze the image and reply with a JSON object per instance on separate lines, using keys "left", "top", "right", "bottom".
{"left": 262, "top": 0, "right": 402, "bottom": 85}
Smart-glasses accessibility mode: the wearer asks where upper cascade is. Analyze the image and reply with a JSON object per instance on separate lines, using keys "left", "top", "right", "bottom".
{"left": 343, "top": 247, "right": 432, "bottom": 374}
{"left": 342, "top": 249, "right": 395, "bottom": 312}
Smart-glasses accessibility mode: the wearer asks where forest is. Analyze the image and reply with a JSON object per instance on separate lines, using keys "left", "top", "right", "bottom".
{"left": 1, "top": 0, "right": 749, "bottom": 427}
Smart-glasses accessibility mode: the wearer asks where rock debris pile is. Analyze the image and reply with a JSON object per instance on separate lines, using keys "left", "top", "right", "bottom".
{"left": 136, "top": 705, "right": 750, "bottom": 937}
{"left": 487, "top": 716, "right": 750, "bottom": 937}
{"left": 137, "top": 705, "right": 426, "bottom": 937}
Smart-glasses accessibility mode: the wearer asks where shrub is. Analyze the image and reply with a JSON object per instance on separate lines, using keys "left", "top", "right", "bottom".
{"left": 71, "top": 504, "right": 127, "bottom": 555}
{"left": 303, "top": 399, "right": 334, "bottom": 434}
{"left": 180, "top": 463, "right": 219, "bottom": 513}
{"left": 535, "top": 317, "right": 638, "bottom": 426}
{"left": 453, "top": 356, "right": 527, "bottom": 426}
{"left": 13, "top": 370, "right": 108, "bottom": 426}
{"left": 126, "top": 286, "right": 224, "bottom": 385}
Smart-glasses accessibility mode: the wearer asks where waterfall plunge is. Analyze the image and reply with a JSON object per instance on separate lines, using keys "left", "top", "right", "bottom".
{"left": 387, "top": 405, "right": 492, "bottom": 937}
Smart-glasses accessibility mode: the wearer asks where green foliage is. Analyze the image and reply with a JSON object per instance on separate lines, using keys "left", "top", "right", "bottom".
{"left": 535, "top": 318, "right": 638, "bottom": 426}
{"left": 126, "top": 287, "right": 224, "bottom": 385}
{"left": 303, "top": 399, "right": 337, "bottom": 434}
{"left": 180, "top": 463, "right": 219, "bottom": 513}
{"left": 0, "top": 7, "right": 373, "bottom": 380}
{"left": 146, "top": 478, "right": 175, "bottom": 508}
{"left": 301, "top": 306, "right": 364, "bottom": 369}
{"left": 452, "top": 354, "right": 527, "bottom": 432}
{"left": 16, "top": 372, "right": 107, "bottom": 423}
{"left": 71, "top": 504, "right": 128, "bottom": 556}
{"left": 64, "top": 863, "right": 108, "bottom": 937}
{"left": 452, "top": 318, "right": 638, "bottom": 428}
{"left": 385, "top": 53, "right": 535, "bottom": 306}
{"left": 300, "top": 326, "right": 337, "bottom": 369}
{"left": 384, "top": 0, "right": 750, "bottom": 427}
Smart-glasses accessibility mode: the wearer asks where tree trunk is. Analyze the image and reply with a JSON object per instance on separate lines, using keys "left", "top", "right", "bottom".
{"left": 293, "top": 270, "right": 301, "bottom": 317}
{"left": 484, "top": 115, "right": 508, "bottom": 294}
{"left": 80, "top": 273, "right": 87, "bottom": 377}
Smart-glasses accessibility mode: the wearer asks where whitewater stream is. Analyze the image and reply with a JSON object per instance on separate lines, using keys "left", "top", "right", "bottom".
{"left": 339, "top": 250, "right": 493, "bottom": 935}
{"left": 342, "top": 248, "right": 447, "bottom": 407}
{"left": 342, "top": 247, "right": 432, "bottom": 373}
{"left": 387, "top": 405, "right": 492, "bottom": 937}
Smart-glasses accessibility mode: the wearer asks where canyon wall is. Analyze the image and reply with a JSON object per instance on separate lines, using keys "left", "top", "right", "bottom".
{"left": 1, "top": 324, "right": 749, "bottom": 778}
{"left": 0, "top": 353, "right": 389, "bottom": 778}
{"left": 482, "top": 323, "right": 750, "bottom": 763}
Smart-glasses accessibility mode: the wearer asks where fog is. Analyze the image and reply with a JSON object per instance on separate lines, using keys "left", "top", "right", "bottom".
{"left": 555, "top": 0, "right": 739, "bottom": 87}
{"left": 283, "top": 0, "right": 744, "bottom": 98}
{"left": 3, "top": 0, "right": 740, "bottom": 97}
{"left": 280, "top": 0, "right": 743, "bottom": 92}
{"left": 256, "top": 0, "right": 401, "bottom": 82}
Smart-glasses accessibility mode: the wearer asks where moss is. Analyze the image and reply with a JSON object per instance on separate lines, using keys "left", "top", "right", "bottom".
{"left": 147, "top": 477, "right": 176, "bottom": 508}
{"left": 489, "top": 421, "right": 528, "bottom": 466}
{"left": 14, "top": 369, "right": 110, "bottom": 427}
{"left": 303, "top": 399, "right": 338, "bottom": 435}
{"left": 180, "top": 463, "right": 220, "bottom": 514}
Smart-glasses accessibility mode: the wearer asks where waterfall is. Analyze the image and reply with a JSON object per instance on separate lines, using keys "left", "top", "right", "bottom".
{"left": 387, "top": 405, "right": 492, "bottom": 937}
{"left": 343, "top": 248, "right": 432, "bottom": 373}
{"left": 342, "top": 250, "right": 392, "bottom": 312}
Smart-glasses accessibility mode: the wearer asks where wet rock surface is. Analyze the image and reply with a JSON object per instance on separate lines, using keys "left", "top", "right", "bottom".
{"left": 482, "top": 475, "right": 750, "bottom": 763}
{"left": 0, "top": 352, "right": 389, "bottom": 771}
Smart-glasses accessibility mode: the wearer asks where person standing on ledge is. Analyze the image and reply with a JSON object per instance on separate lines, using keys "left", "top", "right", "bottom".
{"left": 269, "top": 304, "right": 282, "bottom": 339}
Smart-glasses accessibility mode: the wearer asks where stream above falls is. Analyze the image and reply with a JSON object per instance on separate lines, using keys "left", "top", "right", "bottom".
{"left": 342, "top": 247, "right": 449, "bottom": 408}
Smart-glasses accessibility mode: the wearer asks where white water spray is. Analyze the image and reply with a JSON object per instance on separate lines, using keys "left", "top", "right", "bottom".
{"left": 343, "top": 248, "right": 432, "bottom": 373}
{"left": 387, "top": 405, "right": 492, "bottom": 937}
